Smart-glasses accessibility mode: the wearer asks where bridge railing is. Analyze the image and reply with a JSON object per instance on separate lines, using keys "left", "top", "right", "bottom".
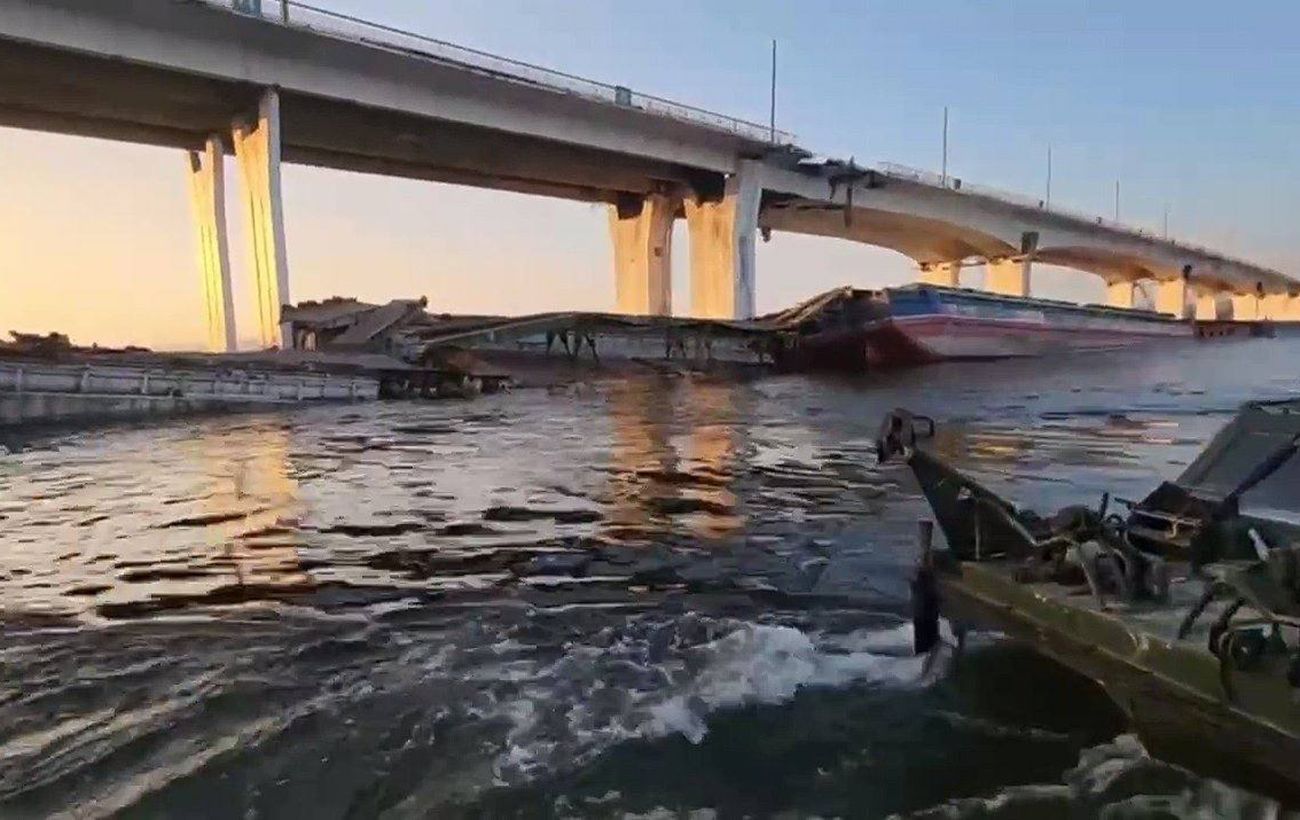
{"left": 874, "top": 161, "right": 1265, "bottom": 269}
{"left": 213, "top": 0, "right": 794, "bottom": 146}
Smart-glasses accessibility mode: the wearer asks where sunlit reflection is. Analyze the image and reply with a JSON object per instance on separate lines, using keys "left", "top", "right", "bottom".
{"left": 202, "top": 423, "right": 311, "bottom": 596}
{"left": 603, "top": 378, "right": 745, "bottom": 543}
{"left": 679, "top": 381, "right": 744, "bottom": 539}
{"left": 604, "top": 379, "right": 679, "bottom": 540}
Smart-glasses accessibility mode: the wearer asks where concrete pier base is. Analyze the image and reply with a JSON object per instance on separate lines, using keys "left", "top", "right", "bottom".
{"left": 1231, "top": 293, "right": 1259, "bottom": 321}
{"left": 187, "top": 135, "right": 237, "bottom": 352}
{"left": 1193, "top": 289, "right": 1221, "bottom": 321}
{"left": 1155, "top": 278, "right": 1188, "bottom": 318}
{"left": 233, "top": 88, "right": 291, "bottom": 349}
{"left": 1105, "top": 279, "right": 1135, "bottom": 310}
{"left": 919, "top": 261, "right": 961, "bottom": 288}
{"left": 609, "top": 192, "right": 677, "bottom": 316}
{"left": 685, "top": 160, "right": 760, "bottom": 319}
{"left": 985, "top": 257, "right": 1031, "bottom": 297}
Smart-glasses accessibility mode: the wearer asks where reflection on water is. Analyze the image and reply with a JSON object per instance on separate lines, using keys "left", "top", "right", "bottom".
{"left": 605, "top": 380, "right": 746, "bottom": 543}
{"left": 3, "top": 335, "right": 1300, "bottom": 817}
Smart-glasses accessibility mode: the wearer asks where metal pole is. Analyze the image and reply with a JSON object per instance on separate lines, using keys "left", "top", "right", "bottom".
{"left": 281, "top": 1, "right": 289, "bottom": 23}
{"left": 769, "top": 39, "right": 777, "bottom": 144}
{"left": 1045, "top": 145, "right": 1052, "bottom": 208}
{"left": 941, "top": 106, "right": 949, "bottom": 186}
{"left": 1114, "top": 179, "right": 1120, "bottom": 222}
{"left": 1163, "top": 203, "right": 1170, "bottom": 239}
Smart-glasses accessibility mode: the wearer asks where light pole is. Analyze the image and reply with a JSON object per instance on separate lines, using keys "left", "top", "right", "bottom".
{"left": 1045, "top": 145, "right": 1052, "bottom": 208}
{"left": 941, "top": 106, "right": 949, "bottom": 186}
{"left": 768, "top": 39, "right": 777, "bottom": 144}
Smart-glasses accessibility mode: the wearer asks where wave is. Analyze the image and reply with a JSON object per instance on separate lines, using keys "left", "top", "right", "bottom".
{"left": 480, "top": 614, "right": 938, "bottom": 783}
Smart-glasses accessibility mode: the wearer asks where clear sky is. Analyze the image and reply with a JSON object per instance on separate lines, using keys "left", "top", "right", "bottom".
{"left": 5, "top": 0, "right": 1300, "bottom": 349}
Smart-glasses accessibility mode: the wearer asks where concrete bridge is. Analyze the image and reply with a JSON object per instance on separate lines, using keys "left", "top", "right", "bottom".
{"left": 2, "top": 0, "right": 1295, "bottom": 350}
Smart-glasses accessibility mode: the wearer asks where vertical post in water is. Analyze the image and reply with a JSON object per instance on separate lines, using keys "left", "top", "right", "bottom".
{"left": 941, "top": 106, "right": 949, "bottom": 186}
{"left": 769, "top": 39, "right": 777, "bottom": 144}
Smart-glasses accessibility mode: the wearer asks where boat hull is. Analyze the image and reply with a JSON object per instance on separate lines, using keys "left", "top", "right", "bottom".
{"left": 938, "top": 564, "right": 1300, "bottom": 806}
{"left": 865, "top": 286, "right": 1192, "bottom": 367}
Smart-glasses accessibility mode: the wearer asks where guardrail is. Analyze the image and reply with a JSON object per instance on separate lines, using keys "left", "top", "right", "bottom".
{"left": 874, "top": 162, "right": 1284, "bottom": 273}
{"left": 215, "top": 0, "right": 793, "bottom": 145}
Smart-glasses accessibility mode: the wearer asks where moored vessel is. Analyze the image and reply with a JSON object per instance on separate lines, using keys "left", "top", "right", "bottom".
{"left": 868, "top": 285, "right": 1192, "bottom": 366}
{"left": 775, "top": 284, "right": 1195, "bottom": 370}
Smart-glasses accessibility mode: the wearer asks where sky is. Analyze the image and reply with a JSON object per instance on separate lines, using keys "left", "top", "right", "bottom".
{"left": 5, "top": 0, "right": 1300, "bottom": 349}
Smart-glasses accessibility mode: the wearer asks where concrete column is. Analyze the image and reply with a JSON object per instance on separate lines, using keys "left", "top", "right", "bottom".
{"left": 186, "top": 135, "right": 237, "bottom": 352}
{"left": 1104, "top": 279, "right": 1135, "bottom": 310}
{"left": 1260, "top": 292, "right": 1289, "bottom": 321}
{"left": 918, "top": 261, "right": 961, "bottom": 288}
{"left": 609, "top": 193, "right": 677, "bottom": 316}
{"left": 1231, "top": 293, "right": 1259, "bottom": 321}
{"left": 1193, "top": 288, "right": 1220, "bottom": 321}
{"left": 232, "top": 88, "right": 291, "bottom": 349}
{"left": 1154, "top": 278, "right": 1188, "bottom": 318}
{"left": 985, "top": 257, "right": 1030, "bottom": 297}
{"left": 685, "top": 160, "right": 761, "bottom": 319}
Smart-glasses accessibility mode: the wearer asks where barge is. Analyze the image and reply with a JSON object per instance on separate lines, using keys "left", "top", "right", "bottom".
{"left": 778, "top": 285, "right": 1197, "bottom": 370}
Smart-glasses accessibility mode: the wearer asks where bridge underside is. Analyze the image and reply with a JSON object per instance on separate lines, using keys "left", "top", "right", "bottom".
{"left": 759, "top": 201, "right": 1016, "bottom": 264}
{"left": 0, "top": 38, "right": 713, "bottom": 204}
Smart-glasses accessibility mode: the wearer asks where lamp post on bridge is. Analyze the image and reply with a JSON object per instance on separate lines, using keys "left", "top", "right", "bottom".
{"left": 1045, "top": 145, "right": 1052, "bottom": 209}
{"left": 768, "top": 39, "right": 777, "bottom": 144}
{"left": 941, "top": 106, "right": 949, "bottom": 187}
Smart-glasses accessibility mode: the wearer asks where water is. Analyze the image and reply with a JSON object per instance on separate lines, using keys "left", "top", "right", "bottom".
{"left": 3, "top": 336, "right": 1300, "bottom": 819}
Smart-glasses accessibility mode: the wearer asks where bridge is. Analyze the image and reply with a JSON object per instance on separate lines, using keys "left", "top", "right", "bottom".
{"left": 2, "top": 0, "right": 1296, "bottom": 350}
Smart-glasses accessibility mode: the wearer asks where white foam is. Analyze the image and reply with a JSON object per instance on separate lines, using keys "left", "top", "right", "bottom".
{"left": 455, "top": 616, "right": 943, "bottom": 784}
{"left": 642, "top": 623, "right": 929, "bottom": 744}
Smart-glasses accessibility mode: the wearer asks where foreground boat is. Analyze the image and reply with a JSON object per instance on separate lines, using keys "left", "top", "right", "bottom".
{"left": 877, "top": 402, "right": 1300, "bottom": 802}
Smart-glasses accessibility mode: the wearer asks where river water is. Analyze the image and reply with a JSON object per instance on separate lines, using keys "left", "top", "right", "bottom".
{"left": 3, "top": 336, "right": 1299, "bottom": 819}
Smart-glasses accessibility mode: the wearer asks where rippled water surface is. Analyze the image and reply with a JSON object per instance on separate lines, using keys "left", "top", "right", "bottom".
{"left": 4, "top": 336, "right": 1300, "bottom": 818}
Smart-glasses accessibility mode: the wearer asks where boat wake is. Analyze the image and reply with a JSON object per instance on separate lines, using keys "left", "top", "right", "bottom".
{"left": 482, "top": 615, "right": 936, "bottom": 782}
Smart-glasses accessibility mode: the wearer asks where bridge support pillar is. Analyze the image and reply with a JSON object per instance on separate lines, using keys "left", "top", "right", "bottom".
{"left": 918, "top": 261, "right": 961, "bottom": 288}
{"left": 1104, "top": 279, "right": 1135, "bottom": 309}
{"left": 1155, "top": 278, "right": 1188, "bottom": 318}
{"left": 232, "top": 88, "right": 291, "bottom": 349}
{"left": 1231, "top": 293, "right": 1259, "bottom": 321}
{"left": 187, "top": 135, "right": 237, "bottom": 352}
{"left": 685, "top": 160, "right": 760, "bottom": 319}
{"left": 984, "top": 257, "right": 1030, "bottom": 297}
{"left": 1193, "top": 288, "right": 1221, "bottom": 321}
{"left": 1260, "top": 292, "right": 1290, "bottom": 320}
{"left": 609, "top": 193, "right": 677, "bottom": 315}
